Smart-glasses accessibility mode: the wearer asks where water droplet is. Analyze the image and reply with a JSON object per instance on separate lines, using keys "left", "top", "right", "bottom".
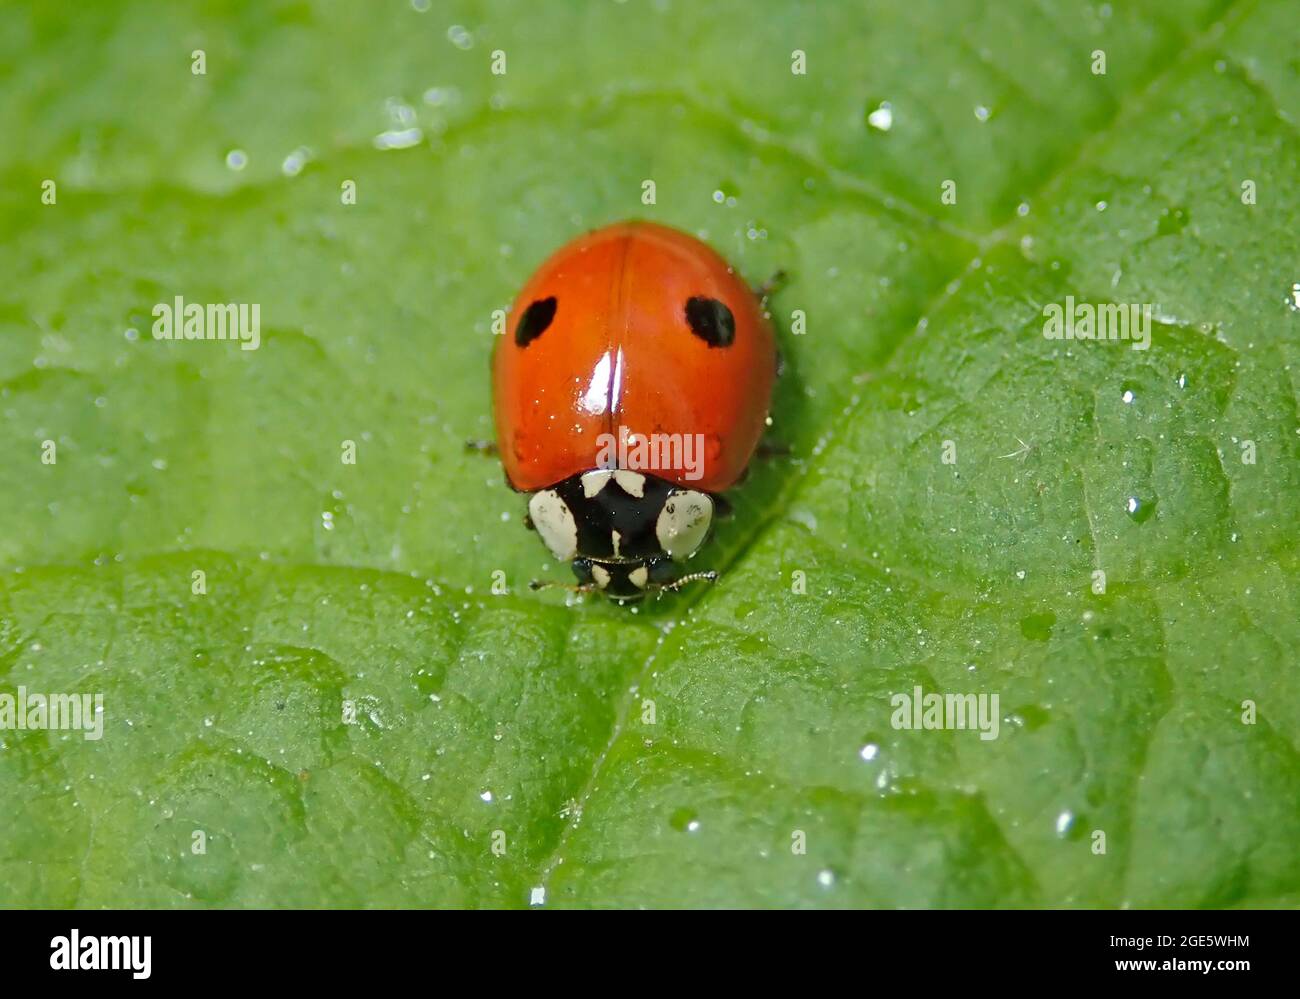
{"left": 1157, "top": 205, "right": 1189, "bottom": 236}
{"left": 411, "top": 0, "right": 430, "bottom": 11}
{"left": 817, "top": 869, "right": 835, "bottom": 887}
{"left": 225, "top": 149, "right": 248, "bottom": 171}
{"left": 446, "top": 24, "right": 473, "bottom": 49}
{"left": 373, "top": 127, "right": 422, "bottom": 150}
{"left": 1008, "top": 704, "right": 1051, "bottom": 731}
{"left": 1055, "top": 810, "right": 1075, "bottom": 838}
{"left": 859, "top": 743, "right": 879, "bottom": 761}
{"left": 1121, "top": 388, "right": 1135, "bottom": 404}
{"left": 789, "top": 507, "right": 818, "bottom": 532}
{"left": 1125, "top": 495, "right": 1157, "bottom": 523}
{"left": 281, "top": 146, "right": 311, "bottom": 177}
{"left": 423, "top": 86, "right": 459, "bottom": 107}
{"left": 1019, "top": 611, "right": 1056, "bottom": 642}
{"left": 973, "top": 104, "right": 990, "bottom": 122}
{"left": 867, "top": 101, "right": 893, "bottom": 132}
{"left": 321, "top": 511, "right": 335, "bottom": 530}
{"left": 668, "top": 807, "right": 698, "bottom": 832}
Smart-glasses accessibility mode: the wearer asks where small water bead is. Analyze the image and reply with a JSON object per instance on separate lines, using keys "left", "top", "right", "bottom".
{"left": 281, "top": 147, "right": 311, "bottom": 177}
{"left": 225, "top": 149, "right": 248, "bottom": 171}
{"left": 1125, "top": 495, "right": 1157, "bottom": 523}
{"left": 374, "top": 127, "right": 422, "bottom": 150}
{"left": 388, "top": 97, "right": 416, "bottom": 123}
{"left": 867, "top": 102, "right": 893, "bottom": 132}
{"left": 422, "top": 86, "right": 459, "bottom": 106}
{"left": 668, "top": 806, "right": 699, "bottom": 832}
{"left": 446, "top": 24, "right": 473, "bottom": 49}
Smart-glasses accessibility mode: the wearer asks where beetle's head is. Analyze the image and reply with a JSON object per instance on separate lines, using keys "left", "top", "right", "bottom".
{"left": 526, "top": 469, "right": 715, "bottom": 601}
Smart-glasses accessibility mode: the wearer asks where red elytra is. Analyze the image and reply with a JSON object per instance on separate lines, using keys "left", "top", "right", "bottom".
{"left": 492, "top": 221, "right": 777, "bottom": 494}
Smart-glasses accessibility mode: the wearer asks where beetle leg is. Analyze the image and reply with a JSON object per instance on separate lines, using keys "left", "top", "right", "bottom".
{"left": 753, "top": 269, "right": 788, "bottom": 308}
{"left": 757, "top": 440, "right": 791, "bottom": 459}
{"left": 464, "top": 439, "right": 498, "bottom": 455}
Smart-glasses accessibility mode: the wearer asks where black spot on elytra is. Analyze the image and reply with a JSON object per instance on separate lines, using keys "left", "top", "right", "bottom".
{"left": 515, "top": 297, "right": 557, "bottom": 347}
{"left": 685, "top": 296, "right": 735, "bottom": 348}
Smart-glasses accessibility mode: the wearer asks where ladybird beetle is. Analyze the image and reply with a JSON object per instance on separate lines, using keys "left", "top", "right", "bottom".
{"left": 492, "top": 221, "right": 778, "bottom": 601}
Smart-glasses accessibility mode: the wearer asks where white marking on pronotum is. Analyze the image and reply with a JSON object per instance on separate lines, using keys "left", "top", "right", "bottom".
{"left": 611, "top": 530, "right": 623, "bottom": 558}
{"left": 656, "top": 490, "right": 713, "bottom": 560}
{"left": 528, "top": 490, "right": 578, "bottom": 561}
{"left": 590, "top": 564, "right": 612, "bottom": 589}
{"left": 628, "top": 566, "right": 649, "bottom": 589}
{"left": 581, "top": 469, "right": 613, "bottom": 497}
{"left": 613, "top": 469, "right": 646, "bottom": 497}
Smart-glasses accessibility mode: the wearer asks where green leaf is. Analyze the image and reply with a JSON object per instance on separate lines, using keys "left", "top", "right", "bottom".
{"left": 1, "top": 0, "right": 1296, "bottom": 908}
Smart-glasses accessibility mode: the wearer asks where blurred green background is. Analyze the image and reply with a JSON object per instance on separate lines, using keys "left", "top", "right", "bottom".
{"left": 0, "top": 0, "right": 1296, "bottom": 907}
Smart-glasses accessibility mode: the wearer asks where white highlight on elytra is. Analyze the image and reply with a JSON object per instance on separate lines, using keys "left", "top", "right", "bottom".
{"left": 578, "top": 350, "right": 624, "bottom": 416}
{"left": 580, "top": 352, "right": 611, "bottom": 415}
